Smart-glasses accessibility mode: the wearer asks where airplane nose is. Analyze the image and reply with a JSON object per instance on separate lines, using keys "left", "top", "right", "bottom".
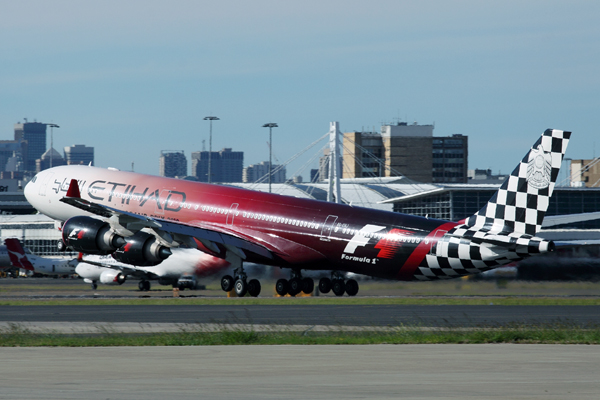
{"left": 23, "top": 179, "right": 33, "bottom": 203}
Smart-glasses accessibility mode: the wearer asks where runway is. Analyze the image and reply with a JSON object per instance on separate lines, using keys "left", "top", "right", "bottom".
{"left": 0, "top": 345, "right": 599, "bottom": 400}
{"left": 1, "top": 282, "right": 599, "bottom": 399}
{"left": 1, "top": 304, "right": 599, "bottom": 328}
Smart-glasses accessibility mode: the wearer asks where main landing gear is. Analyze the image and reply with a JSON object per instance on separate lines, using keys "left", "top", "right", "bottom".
{"left": 138, "top": 280, "right": 151, "bottom": 291}
{"left": 275, "top": 270, "right": 314, "bottom": 297}
{"left": 220, "top": 267, "right": 261, "bottom": 297}
{"left": 318, "top": 272, "right": 359, "bottom": 297}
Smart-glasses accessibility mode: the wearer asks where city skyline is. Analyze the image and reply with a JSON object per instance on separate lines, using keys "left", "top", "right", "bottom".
{"left": 1, "top": 1, "right": 599, "bottom": 178}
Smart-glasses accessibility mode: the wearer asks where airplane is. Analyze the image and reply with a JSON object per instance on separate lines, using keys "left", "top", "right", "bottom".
{"left": 0, "top": 244, "right": 14, "bottom": 268}
{"left": 76, "top": 247, "right": 230, "bottom": 290}
{"left": 23, "top": 129, "right": 570, "bottom": 297}
{"left": 5, "top": 238, "right": 77, "bottom": 276}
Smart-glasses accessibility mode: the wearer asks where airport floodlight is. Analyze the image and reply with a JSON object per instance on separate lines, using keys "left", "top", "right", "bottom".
{"left": 262, "top": 123, "right": 278, "bottom": 193}
{"left": 44, "top": 123, "right": 60, "bottom": 168}
{"left": 203, "top": 116, "right": 220, "bottom": 183}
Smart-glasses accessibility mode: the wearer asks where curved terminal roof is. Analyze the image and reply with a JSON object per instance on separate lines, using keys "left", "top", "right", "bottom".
{"left": 229, "top": 180, "right": 439, "bottom": 212}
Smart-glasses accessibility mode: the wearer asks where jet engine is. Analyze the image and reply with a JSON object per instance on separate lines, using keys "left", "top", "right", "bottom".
{"left": 62, "top": 216, "right": 126, "bottom": 254}
{"left": 112, "top": 231, "right": 172, "bottom": 266}
{"left": 99, "top": 270, "right": 126, "bottom": 285}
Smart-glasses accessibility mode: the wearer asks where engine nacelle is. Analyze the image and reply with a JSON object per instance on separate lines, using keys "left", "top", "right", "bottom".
{"left": 99, "top": 270, "right": 126, "bottom": 285}
{"left": 62, "top": 216, "right": 126, "bottom": 255}
{"left": 112, "top": 231, "right": 172, "bottom": 266}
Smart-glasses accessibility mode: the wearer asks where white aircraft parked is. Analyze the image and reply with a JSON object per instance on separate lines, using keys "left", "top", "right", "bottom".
{"left": 5, "top": 238, "right": 77, "bottom": 276}
{"left": 76, "top": 247, "right": 230, "bottom": 290}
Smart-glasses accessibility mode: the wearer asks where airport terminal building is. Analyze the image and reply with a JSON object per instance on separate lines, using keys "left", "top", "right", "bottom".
{"left": 2, "top": 177, "right": 600, "bottom": 257}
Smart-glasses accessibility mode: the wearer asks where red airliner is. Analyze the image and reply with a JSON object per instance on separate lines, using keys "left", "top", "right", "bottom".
{"left": 24, "top": 129, "right": 570, "bottom": 297}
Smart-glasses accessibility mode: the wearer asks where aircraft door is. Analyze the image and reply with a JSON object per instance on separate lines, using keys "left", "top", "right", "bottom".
{"left": 155, "top": 189, "right": 171, "bottom": 215}
{"left": 429, "top": 229, "right": 448, "bottom": 256}
{"left": 320, "top": 215, "right": 338, "bottom": 241}
{"left": 227, "top": 203, "right": 239, "bottom": 226}
{"left": 38, "top": 172, "right": 54, "bottom": 196}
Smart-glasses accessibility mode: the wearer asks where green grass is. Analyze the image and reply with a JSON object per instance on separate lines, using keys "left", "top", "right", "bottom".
{"left": 1, "top": 296, "right": 600, "bottom": 306}
{"left": 1, "top": 323, "right": 599, "bottom": 346}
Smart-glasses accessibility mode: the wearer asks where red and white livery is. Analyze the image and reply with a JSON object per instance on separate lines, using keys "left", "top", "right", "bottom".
{"left": 24, "top": 129, "right": 571, "bottom": 297}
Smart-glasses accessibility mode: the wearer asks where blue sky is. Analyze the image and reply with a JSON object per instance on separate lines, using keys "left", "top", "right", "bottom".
{"left": 1, "top": 1, "right": 599, "bottom": 179}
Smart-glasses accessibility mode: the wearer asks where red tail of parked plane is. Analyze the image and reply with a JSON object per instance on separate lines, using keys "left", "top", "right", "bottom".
{"left": 23, "top": 129, "right": 570, "bottom": 296}
{"left": 5, "top": 238, "right": 34, "bottom": 271}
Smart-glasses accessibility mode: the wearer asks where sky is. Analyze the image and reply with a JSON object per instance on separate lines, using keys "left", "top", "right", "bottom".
{"left": 1, "top": 0, "right": 599, "bottom": 180}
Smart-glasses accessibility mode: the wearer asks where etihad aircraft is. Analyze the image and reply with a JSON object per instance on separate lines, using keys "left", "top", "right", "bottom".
{"left": 76, "top": 247, "right": 229, "bottom": 290}
{"left": 23, "top": 129, "right": 570, "bottom": 297}
{"left": 5, "top": 238, "right": 77, "bottom": 276}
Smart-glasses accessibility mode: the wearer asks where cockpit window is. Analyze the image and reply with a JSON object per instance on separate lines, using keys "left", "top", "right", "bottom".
{"left": 31, "top": 176, "right": 37, "bottom": 183}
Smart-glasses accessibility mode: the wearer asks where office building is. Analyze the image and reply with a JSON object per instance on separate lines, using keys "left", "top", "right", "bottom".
{"left": 243, "top": 161, "right": 286, "bottom": 183}
{"left": 432, "top": 134, "right": 468, "bottom": 183}
{"left": 340, "top": 122, "right": 468, "bottom": 183}
{"left": 191, "top": 148, "right": 243, "bottom": 183}
{"left": 159, "top": 151, "right": 187, "bottom": 178}
{"left": 14, "top": 122, "right": 46, "bottom": 172}
{"left": 36, "top": 148, "right": 66, "bottom": 172}
{"left": 64, "top": 144, "right": 94, "bottom": 166}
{"left": 0, "top": 140, "right": 27, "bottom": 172}
{"left": 570, "top": 159, "right": 600, "bottom": 188}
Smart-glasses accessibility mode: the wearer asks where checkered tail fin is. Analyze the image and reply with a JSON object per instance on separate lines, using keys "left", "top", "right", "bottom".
{"left": 465, "top": 129, "right": 571, "bottom": 236}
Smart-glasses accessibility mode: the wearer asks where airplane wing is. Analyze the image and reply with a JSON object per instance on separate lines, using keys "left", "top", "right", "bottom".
{"left": 60, "top": 179, "right": 274, "bottom": 261}
{"left": 542, "top": 211, "right": 600, "bottom": 228}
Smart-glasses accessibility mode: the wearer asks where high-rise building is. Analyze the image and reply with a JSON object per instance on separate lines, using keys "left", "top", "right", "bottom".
{"left": 570, "top": 159, "right": 600, "bottom": 187}
{"left": 432, "top": 135, "right": 468, "bottom": 183}
{"left": 159, "top": 151, "right": 187, "bottom": 178}
{"left": 340, "top": 122, "right": 468, "bottom": 183}
{"left": 0, "top": 140, "right": 27, "bottom": 172}
{"left": 191, "top": 148, "right": 244, "bottom": 183}
{"left": 64, "top": 145, "right": 94, "bottom": 166}
{"left": 243, "top": 161, "right": 286, "bottom": 183}
{"left": 14, "top": 122, "right": 46, "bottom": 172}
{"left": 36, "top": 148, "right": 66, "bottom": 172}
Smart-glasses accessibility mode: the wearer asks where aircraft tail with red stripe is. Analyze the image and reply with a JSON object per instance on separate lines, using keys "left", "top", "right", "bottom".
{"left": 4, "top": 238, "right": 35, "bottom": 271}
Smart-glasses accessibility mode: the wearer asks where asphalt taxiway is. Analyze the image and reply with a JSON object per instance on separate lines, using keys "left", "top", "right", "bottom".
{"left": 1, "top": 304, "right": 599, "bottom": 328}
{"left": 0, "top": 345, "right": 598, "bottom": 400}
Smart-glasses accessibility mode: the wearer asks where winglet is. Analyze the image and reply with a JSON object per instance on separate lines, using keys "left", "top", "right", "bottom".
{"left": 66, "top": 179, "right": 81, "bottom": 198}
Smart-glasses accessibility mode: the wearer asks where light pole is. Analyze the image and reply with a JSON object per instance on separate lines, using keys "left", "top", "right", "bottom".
{"left": 203, "top": 116, "right": 219, "bottom": 183}
{"left": 262, "top": 123, "right": 278, "bottom": 193}
{"left": 46, "top": 123, "right": 59, "bottom": 168}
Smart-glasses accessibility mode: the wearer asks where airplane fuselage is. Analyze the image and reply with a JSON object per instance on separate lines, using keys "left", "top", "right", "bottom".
{"left": 25, "top": 165, "right": 460, "bottom": 280}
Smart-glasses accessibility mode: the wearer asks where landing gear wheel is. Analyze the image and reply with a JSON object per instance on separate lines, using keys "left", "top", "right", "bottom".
{"left": 345, "top": 279, "right": 359, "bottom": 296}
{"left": 234, "top": 279, "right": 247, "bottom": 297}
{"left": 288, "top": 277, "right": 302, "bottom": 296}
{"left": 332, "top": 279, "right": 346, "bottom": 296}
{"left": 247, "top": 279, "right": 261, "bottom": 297}
{"left": 302, "top": 277, "right": 314, "bottom": 294}
{"left": 143, "top": 281, "right": 151, "bottom": 291}
{"left": 91, "top": 281, "right": 98, "bottom": 290}
{"left": 318, "top": 277, "right": 332, "bottom": 293}
{"left": 275, "top": 279, "right": 289, "bottom": 296}
{"left": 221, "top": 275, "right": 234, "bottom": 292}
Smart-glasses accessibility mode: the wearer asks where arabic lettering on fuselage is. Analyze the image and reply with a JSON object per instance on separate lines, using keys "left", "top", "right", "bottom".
{"left": 52, "top": 178, "right": 186, "bottom": 212}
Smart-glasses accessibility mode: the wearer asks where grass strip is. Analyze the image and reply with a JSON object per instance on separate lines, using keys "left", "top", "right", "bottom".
{"left": 1, "top": 324, "right": 600, "bottom": 346}
{"left": 1, "top": 297, "right": 600, "bottom": 306}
